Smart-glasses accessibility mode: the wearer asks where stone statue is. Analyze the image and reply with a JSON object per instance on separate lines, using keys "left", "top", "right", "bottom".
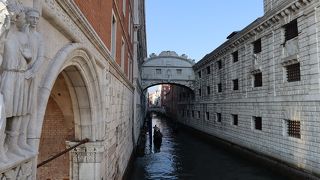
{"left": 18, "top": 7, "right": 43, "bottom": 153}
{"left": 0, "top": 2, "right": 32, "bottom": 158}
{"left": 0, "top": 92, "right": 7, "bottom": 163}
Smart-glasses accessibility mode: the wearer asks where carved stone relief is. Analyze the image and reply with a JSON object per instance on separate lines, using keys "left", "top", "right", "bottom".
{"left": 0, "top": 0, "right": 44, "bottom": 166}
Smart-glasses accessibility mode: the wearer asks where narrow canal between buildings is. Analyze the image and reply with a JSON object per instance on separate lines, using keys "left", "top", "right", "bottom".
{"left": 128, "top": 113, "right": 290, "bottom": 180}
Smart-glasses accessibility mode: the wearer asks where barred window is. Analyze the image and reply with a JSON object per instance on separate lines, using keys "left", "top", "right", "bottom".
{"left": 218, "top": 83, "right": 222, "bottom": 92}
{"left": 286, "top": 119, "right": 301, "bottom": 138}
{"left": 217, "top": 60, "right": 222, "bottom": 69}
{"left": 207, "top": 66, "right": 211, "bottom": 74}
{"left": 156, "top": 69, "right": 161, "bottom": 74}
{"left": 233, "top": 79, "right": 239, "bottom": 90}
{"left": 254, "top": 116, "right": 262, "bottom": 130}
{"left": 254, "top": 72, "right": 262, "bottom": 87}
{"left": 176, "top": 69, "right": 182, "bottom": 75}
{"left": 286, "top": 63, "right": 300, "bottom": 82}
{"left": 284, "top": 19, "right": 298, "bottom": 42}
{"left": 217, "top": 113, "right": 222, "bottom": 122}
{"left": 232, "top": 51, "right": 238, "bottom": 62}
{"left": 253, "top": 39, "right": 261, "bottom": 54}
{"left": 232, "top": 114, "right": 238, "bottom": 126}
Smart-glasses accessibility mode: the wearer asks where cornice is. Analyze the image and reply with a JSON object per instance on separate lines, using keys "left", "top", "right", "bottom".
{"left": 194, "top": 0, "right": 314, "bottom": 69}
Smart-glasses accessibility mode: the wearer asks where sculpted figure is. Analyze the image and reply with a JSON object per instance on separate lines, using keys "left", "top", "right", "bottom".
{"left": 0, "top": 93, "right": 7, "bottom": 163}
{"left": 0, "top": 8, "right": 31, "bottom": 158}
{"left": 18, "top": 8, "right": 43, "bottom": 152}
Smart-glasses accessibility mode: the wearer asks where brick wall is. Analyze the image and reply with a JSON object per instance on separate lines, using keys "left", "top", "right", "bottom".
{"left": 37, "top": 97, "right": 75, "bottom": 180}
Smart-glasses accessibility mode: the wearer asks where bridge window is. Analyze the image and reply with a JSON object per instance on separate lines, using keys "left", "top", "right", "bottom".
{"left": 156, "top": 69, "right": 161, "bottom": 74}
{"left": 253, "top": 116, "right": 262, "bottom": 130}
{"left": 253, "top": 72, "right": 262, "bottom": 87}
{"left": 284, "top": 19, "right": 298, "bottom": 42}
{"left": 217, "top": 60, "right": 222, "bottom": 69}
{"left": 207, "top": 66, "right": 211, "bottom": 74}
{"left": 217, "top": 83, "right": 222, "bottom": 92}
{"left": 286, "top": 63, "right": 300, "bottom": 82}
{"left": 233, "top": 79, "right": 239, "bottom": 90}
{"left": 284, "top": 119, "right": 301, "bottom": 139}
{"left": 176, "top": 69, "right": 182, "bottom": 75}
{"left": 206, "top": 112, "right": 209, "bottom": 121}
{"left": 232, "top": 51, "right": 238, "bottom": 63}
{"left": 217, "top": 113, "right": 222, "bottom": 122}
{"left": 253, "top": 38, "right": 261, "bottom": 54}
{"left": 207, "top": 86, "right": 210, "bottom": 95}
{"left": 198, "top": 71, "right": 202, "bottom": 78}
{"left": 232, "top": 114, "right": 238, "bottom": 126}
{"left": 198, "top": 88, "right": 202, "bottom": 96}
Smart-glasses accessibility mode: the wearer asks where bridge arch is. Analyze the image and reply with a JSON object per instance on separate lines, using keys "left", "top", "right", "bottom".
{"left": 141, "top": 51, "right": 196, "bottom": 90}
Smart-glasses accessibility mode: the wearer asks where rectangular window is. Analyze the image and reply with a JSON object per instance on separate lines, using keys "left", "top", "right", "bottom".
{"left": 254, "top": 72, "right": 262, "bottom": 87}
{"left": 253, "top": 39, "right": 261, "bottom": 54}
{"left": 122, "top": 0, "right": 126, "bottom": 15}
{"left": 217, "top": 83, "right": 222, "bottom": 92}
{"left": 232, "top": 51, "right": 238, "bottom": 62}
{"left": 176, "top": 69, "right": 182, "bottom": 75}
{"left": 198, "top": 71, "right": 202, "bottom": 78}
{"left": 156, "top": 69, "right": 161, "bottom": 74}
{"left": 199, "top": 88, "right": 202, "bottom": 96}
{"left": 217, "top": 113, "right": 222, "bottom": 122}
{"left": 198, "top": 111, "right": 201, "bottom": 118}
{"left": 286, "top": 119, "right": 301, "bottom": 138}
{"left": 253, "top": 116, "right": 262, "bottom": 130}
{"left": 284, "top": 19, "right": 298, "bottom": 42}
{"left": 192, "top": 110, "right": 194, "bottom": 118}
{"left": 121, "top": 39, "right": 125, "bottom": 69}
{"left": 232, "top": 114, "right": 238, "bottom": 126}
{"left": 206, "top": 112, "right": 209, "bottom": 120}
{"left": 217, "top": 60, "right": 222, "bottom": 69}
{"left": 207, "top": 66, "right": 211, "bottom": 74}
{"left": 207, "top": 86, "right": 210, "bottom": 95}
{"left": 286, "top": 63, "right": 300, "bottom": 82}
{"left": 233, "top": 79, "right": 239, "bottom": 90}
{"left": 111, "top": 14, "right": 117, "bottom": 58}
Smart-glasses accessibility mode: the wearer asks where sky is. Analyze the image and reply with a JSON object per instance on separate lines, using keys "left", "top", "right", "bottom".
{"left": 146, "top": 1, "right": 264, "bottom": 93}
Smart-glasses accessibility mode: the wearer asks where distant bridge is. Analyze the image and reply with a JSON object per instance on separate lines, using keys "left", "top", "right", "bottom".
{"left": 141, "top": 51, "right": 196, "bottom": 90}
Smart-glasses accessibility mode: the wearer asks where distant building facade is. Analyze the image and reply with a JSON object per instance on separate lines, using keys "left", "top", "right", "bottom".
{"left": 0, "top": 0, "right": 146, "bottom": 179}
{"left": 172, "top": 0, "right": 320, "bottom": 177}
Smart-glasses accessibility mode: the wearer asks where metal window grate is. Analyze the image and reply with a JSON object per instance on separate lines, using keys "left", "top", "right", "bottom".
{"left": 233, "top": 79, "right": 239, "bottom": 90}
{"left": 284, "top": 19, "right": 298, "bottom": 41}
{"left": 254, "top": 116, "right": 262, "bottom": 130}
{"left": 207, "top": 66, "right": 211, "bottom": 74}
{"left": 217, "top": 113, "right": 222, "bottom": 122}
{"left": 233, "top": 114, "right": 238, "bottom": 125}
{"left": 218, "top": 83, "right": 222, "bottom": 92}
{"left": 253, "top": 39, "right": 261, "bottom": 54}
{"left": 286, "top": 63, "right": 300, "bottom": 82}
{"left": 287, "top": 120, "right": 301, "bottom": 138}
{"left": 254, "top": 73, "right": 262, "bottom": 87}
{"left": 232, "top": 51, "right": 238, "bottom": 62}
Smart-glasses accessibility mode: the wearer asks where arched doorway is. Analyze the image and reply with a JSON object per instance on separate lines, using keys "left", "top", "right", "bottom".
{"left": 37, "top": 72, "right": 75, "bottom": 180}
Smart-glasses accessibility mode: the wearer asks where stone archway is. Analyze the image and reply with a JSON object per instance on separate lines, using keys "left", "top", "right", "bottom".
{"left": 35, "top": 44, "right": 104, "bottom": 179}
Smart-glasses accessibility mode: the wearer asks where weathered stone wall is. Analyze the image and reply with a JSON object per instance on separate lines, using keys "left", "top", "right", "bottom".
{"left": 175, "top": 0, "right": 320, "bottom": 177}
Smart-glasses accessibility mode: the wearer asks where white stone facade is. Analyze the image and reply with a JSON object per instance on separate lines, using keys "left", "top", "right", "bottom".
{"left": 0, "top": 0, "right": 146, "bottom": 179}
{"left": 176, "top": 0, "right": 320, "bottom": 177}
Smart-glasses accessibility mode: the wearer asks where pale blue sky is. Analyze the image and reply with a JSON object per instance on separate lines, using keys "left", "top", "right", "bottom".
{"left": 146, "top": 1, "right": 264, "bottom": 93}
{"left": 146, "top": 0, "right": 263, "bottom": 61}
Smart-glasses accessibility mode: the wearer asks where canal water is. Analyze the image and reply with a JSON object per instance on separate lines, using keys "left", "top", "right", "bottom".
{"left": 128, "top": 114, "right": 290, "bottom": 180}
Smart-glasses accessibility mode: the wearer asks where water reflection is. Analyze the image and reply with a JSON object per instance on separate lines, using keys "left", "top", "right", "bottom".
{"left": 129, "top": 114, "right": 288, "bottom": 180}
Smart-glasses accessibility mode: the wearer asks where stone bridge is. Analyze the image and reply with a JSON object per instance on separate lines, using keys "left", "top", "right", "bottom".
{"left": 141, "top": 51, "right": 196, "bottom": 90}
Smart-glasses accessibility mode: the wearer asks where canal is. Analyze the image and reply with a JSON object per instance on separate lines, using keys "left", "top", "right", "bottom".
{"left": 128, "top": 113, "right": 290, "bottom": 180}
